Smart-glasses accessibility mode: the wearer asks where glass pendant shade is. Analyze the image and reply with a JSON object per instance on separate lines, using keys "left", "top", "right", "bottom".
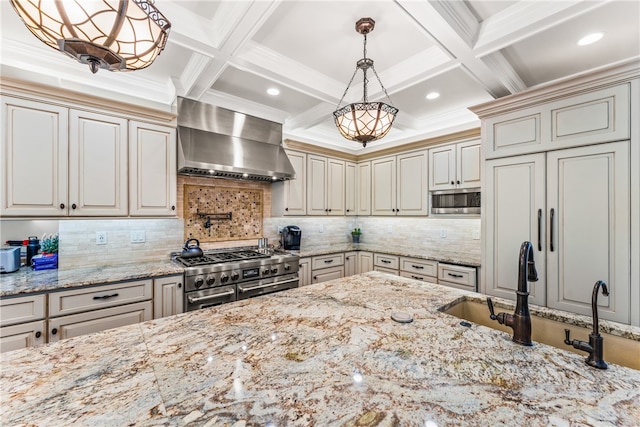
{"left": 9, "top": 0, "right": 171, "bottom": 73}
{"left": 333, "top": 18, "right": 398, "bottom": 147}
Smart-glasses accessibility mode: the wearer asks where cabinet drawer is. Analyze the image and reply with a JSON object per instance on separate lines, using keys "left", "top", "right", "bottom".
{"left": 0, "top": 294, "right": 46, "bottom": 327}
{"left": 374, "top": 266, "right": 399, "bottom": 275}
{"left": 311, "top": 265, "right": 344, "bottom": 284}
{"left": 400, "top": 257, "right": 438, "bottom": 277}
{"left": 311, "top": 253, "right": 344, "bottom": 270}
{"left": 48, "top": 301, "right": 152, "bottom": 343}
{"left": 49, "top": 279, "right": 153, "bottom": 317}
{"left": 399, "top": 271, "right": 436, "bottom": 283}
{"left": 0, "top": 320, "right": 47, "bottom": 353}
{"left": 374, "top": 254, "right": 399, "bottom": 269}
{"left": 438, "top": 264, "right": 477, "bottom": 289}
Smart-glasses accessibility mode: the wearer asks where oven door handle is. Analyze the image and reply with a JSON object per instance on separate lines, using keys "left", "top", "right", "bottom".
{"left": 238, "top": 277, "right": 299, "bottom": 293}
{"left": 188, "top": 289, "right": 235, "bottom": 303}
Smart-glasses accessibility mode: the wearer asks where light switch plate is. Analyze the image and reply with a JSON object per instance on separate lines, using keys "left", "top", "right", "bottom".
{"left": 130, "top": 230, "right": 146, "bottom": 243}
{"left": 472, "top": 230, "right": 480, "bottom": 240}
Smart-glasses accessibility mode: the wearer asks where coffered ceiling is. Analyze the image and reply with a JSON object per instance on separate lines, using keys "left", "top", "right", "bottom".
{"left": 1, "top": 1, "right": 638, "bottom": 154}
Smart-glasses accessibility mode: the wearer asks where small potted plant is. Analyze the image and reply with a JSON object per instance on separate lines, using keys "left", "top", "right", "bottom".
{"left": 351, "top": 228, "right": 362, "bottom": 243}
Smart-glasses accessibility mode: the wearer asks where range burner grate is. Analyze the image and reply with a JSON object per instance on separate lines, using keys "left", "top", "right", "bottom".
{"left": 176, "top": 249, "right": 270, "bottom": 267}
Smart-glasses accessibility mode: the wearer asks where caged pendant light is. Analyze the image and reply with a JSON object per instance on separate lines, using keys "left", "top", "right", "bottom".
{"left": 9, "top": 0, "right": 171, "bottom": 74}
{"left": 332, "top": 18, "right": 398, "bottom": 148}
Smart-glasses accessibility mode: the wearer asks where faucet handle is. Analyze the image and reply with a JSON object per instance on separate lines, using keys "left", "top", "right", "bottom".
{"left": 564, "top": 328, "right": 571, "bottom": 345}
{"left": 487, "top": 298, "right": 497, "bottom": 320}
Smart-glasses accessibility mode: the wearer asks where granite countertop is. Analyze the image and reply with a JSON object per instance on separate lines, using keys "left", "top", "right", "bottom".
{"left": 0, "top": 260, "right": 184, "bottom": 297}
{"left": 2, "top": 272, "right": 639, "bottom": 426}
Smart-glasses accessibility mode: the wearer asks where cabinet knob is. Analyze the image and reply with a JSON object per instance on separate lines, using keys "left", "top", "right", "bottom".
{"left": 313, "top": 276, "right": 317, "bottom": 280}
{"left": 456, "top": 180, "right": 460, "bottom": 185}
{"left": 346, "top": 209, "right": 350, "bottom": 212}
{"left": 171, "top": 205, "right": 176, "bottom": 211}
{"left": 328, "top": 209, "right": 332, "bottom": 212}
{"left": 35, "top": 331, "right": 42, "bottom": 338}
{"left": 178, "top": 283, "right": 182, "bottom": 288}
{"left": 51, "top": 328, "right": 58, "bottom": 335}
{"left": 325, "top": 209, "right": 328, "bottom": 212}
{"left": 60, "top": 203, "right": 65, "bottom": 209}
{"left": 71, "top": 203, "right": 77, "bottom": 210}
{"left": 451, "top": 181, "right": 454, "bottom": 185}
{"left": 285, "top": 207, "right": 289, "bottom": 211}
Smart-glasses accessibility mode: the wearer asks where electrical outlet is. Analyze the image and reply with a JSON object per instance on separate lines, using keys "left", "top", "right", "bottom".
{"left": 96, "top": 231, "right": 107, "bottom": 245}
{"left": 318, "top": 224, "right": 324, "bottom": 233}
{"left": 440, "top": 229, "right": 447, "bottom": 239}
{"left": 130, "top": 230, "right": 146, "bottom": 243}
{"left": 472, "top": 230, "right": 480, "bottom": 240}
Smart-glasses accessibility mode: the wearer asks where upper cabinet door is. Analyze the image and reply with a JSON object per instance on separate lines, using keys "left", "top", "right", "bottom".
{"left": 1, "top": 97, "right": 68, "bottom": 216}
{"left": 327, "top": 158, "right": 345, "bottom": 215}
{"left": 397, "top": 150, "right": 428, "bottom": 215}
{"left": 283, "top": 150, "right": 306, "bottom": 215}
{"left": 356, "top": 161, "right": 371, "bottom": 216}
{"left": 371, "top": 156, "right": 396, "bottom": 215}
{"left": 306, "top": 154, "right": 328, "bottom": 215}
{"left": 69, "top": 110, "right": 128, "bottom": 216}
{"left": 429, "top": 145, "right": 455, "bottom": 191}
{"left": 345, "top": 162, "right": 357, "bottom": 216}
{"left": 129, "top": 121, "right": 177, "bottom": 216}
{"left": 457, "top": 140, "right": 481, "bottom": 189}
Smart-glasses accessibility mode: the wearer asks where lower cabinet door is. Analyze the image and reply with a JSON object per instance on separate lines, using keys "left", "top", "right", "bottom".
{"left": 48, "top": 301, "right": 152, "bottom": 343}
{"left": 153, "top": 275, "right": 184, "bottom": 319}
{"left": 298, "top": 257, "right": 312, "bottom": 286}
{"left": 312, "top": 266, "right": 344, "bottom": 284}
{"left": 0, "top": 320, "right": 46, "bottom": 353}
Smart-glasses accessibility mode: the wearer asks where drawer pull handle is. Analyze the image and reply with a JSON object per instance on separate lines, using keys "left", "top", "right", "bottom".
{"left": 93, "top": 293, "right": 119, "bottom": 300}
{"left": 381, "top": 259, "right": 391, "bottom": 264}
{"left": 324, "top": 259, "right": 333, "bottom": 263}
{"left": 411, "top": 265, "right": 424, "bottom": 269}
{"left": 447, "top": 273, "right": 463, "bottom": 278}
{"left": 411, "top": 275, "right": 423, "bottom": 280}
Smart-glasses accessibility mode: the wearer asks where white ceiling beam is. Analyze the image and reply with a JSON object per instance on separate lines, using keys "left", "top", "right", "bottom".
{"left": 473, "top": 0, "right": 610, "bottom": 57}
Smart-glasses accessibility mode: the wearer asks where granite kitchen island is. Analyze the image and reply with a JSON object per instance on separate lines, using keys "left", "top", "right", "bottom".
{"left": 1, "top": 272, "right": 639, "bottom": 426}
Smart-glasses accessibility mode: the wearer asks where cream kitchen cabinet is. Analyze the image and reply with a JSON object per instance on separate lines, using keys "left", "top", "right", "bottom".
{"left": 482, "top": 83, "right": 630, "bottom": 160}
{"left": 311, "top": 253, "right": 344, "bottom": 284}
{"left": 428, "top": 140, "right": 481, "bottom": 191}
{"left": 129, "top": 121, "right": 177, "bottom": 216}
{"left": 1, "top": 97, "right": 128, "bottom": 216}
{"left": 48, "top": 279, "right": 153, "bottom": 342}
{"left": 358, "top": 251, "right": 374, "bottom": 274}
{"left": 272, "top": 150, "right": 306, "bottom": 215}
{"left": 345, "top": 162, "right": 357, "bottom": 216}
{"left": 307, "top": 154, "right": 345, "bottom": 215}
{"left": 298, "top": 257, "right": 312, "bottom": 286}
{"left": 399, "top": 257, "right": 438, "bottom": 283}
{"left": 356, "top": 161, "right": 371, "bottom": 215}
{"left": 374, "top": 253, "right": 399, "bottom": 275}
{"left": 0, "top": 294, "right": 46, "bottom": 353}
{"left": 372, "top": 150, "right": 428, "bottom": 216}
{"left": 344, "top": 251, "right": 358, "bottom": 276}
{"left": 153, "top": 275, "right": 184, "bottom": 319}
{"left": 484, "top": 142, "right": 630, "bottom": 323}
{"left": 438, "top": 263, "right": 477, "bottom": 291}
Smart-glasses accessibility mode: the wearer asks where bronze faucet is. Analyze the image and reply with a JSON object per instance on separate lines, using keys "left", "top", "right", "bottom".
{"left": 487, "top": 241, "right": 538, "bottom": 346}
{"left": 563, "top": 280, "right": 609, "bottom": 369}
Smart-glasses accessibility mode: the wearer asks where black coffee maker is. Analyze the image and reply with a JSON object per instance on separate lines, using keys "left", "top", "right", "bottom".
{"left": 281, "top": 226, "right": 301, "bottom": 250}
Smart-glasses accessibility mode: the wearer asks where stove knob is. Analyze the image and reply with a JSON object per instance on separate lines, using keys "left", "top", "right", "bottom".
{"left": 206, "top": 276, "right": 216, "bottom": 286}
{"left": 220, "top": 273, "right": 229, "bottom": 283}
{"left": 284, "top": 263, "right": 291, "bottom": 271}
{"left": 262, "top": 268, "right": 270, "bottom": 275}
{"left": 231, "top": 272, "right": 239, "bottom": 281}
{"left": 271, "top": 267, "right": 278, "bottom": 273}
{"left": 195, "top": 278, "right": 204, "bottom": 288}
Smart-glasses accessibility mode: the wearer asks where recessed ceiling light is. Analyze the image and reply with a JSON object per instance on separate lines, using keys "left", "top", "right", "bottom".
{"left": 426, "top": 92, "right": 440, "bottom": 100}
{"left": 267, "top": 87, "right": 280, "bottom": 96}
{"left": 578, "top": 32, "right": 604, "bottom": 46}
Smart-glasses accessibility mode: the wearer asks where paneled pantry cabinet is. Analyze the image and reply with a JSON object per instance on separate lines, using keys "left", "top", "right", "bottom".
{"left": 1, "top": 93, "right": 176, "bottom": 217}
{"left": 472, "top": 62, "right": 639, "bottom": 325}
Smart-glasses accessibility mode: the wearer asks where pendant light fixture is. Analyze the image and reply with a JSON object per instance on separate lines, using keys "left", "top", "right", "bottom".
{"left": 9, "top": 0, "right": 171, "bottom": 74}
{"left": 333, "top": 18, "right": 398, "bottom": 148}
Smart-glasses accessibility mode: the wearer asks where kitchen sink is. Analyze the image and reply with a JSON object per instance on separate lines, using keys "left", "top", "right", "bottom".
{"left": 441, "top": 298, "right": 640, "bottom": 370}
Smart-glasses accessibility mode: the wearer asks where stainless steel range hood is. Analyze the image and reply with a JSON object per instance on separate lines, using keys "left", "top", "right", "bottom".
{"left": 177, "top": 97, "right": 295, "bottom": 181}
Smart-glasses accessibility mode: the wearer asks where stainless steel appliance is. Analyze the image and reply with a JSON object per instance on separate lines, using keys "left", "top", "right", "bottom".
{"left": 173, "top": 247, "right": 299, "bottom": 311}
{"left": 431, "top": 189, "right": 481, "bottom": 215}
{"left": 0, "top": 247, "right": 21, "bottom": 273}
{"left": 281, "top": 226, "right": 301, "bottom": 250}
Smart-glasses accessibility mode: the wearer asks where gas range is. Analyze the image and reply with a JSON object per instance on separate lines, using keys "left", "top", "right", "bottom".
{"left": 173, "top": 247, "right": 299, "bottom": 311}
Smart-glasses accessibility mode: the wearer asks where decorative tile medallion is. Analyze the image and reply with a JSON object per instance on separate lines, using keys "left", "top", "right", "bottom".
{"left": 183, "top": 185, "right": 263, "bottom": 242}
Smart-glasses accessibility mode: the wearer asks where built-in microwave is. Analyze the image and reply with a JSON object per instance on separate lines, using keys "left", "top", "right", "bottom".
{"left": 431, "top": 188, "right": 481, "bottom": 215}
